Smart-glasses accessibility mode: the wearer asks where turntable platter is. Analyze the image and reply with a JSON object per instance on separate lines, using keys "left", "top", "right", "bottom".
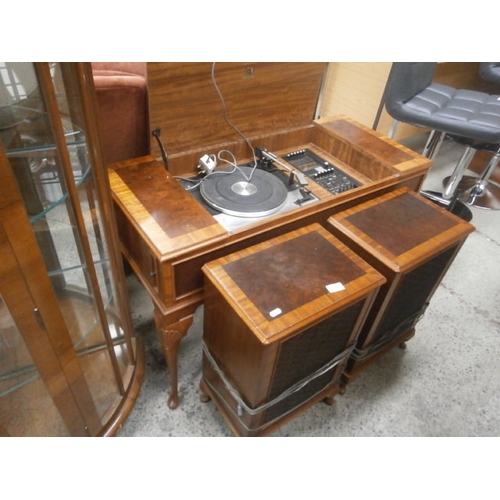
{"left": 200, "top": 166, "right": 288, "bottom": 217}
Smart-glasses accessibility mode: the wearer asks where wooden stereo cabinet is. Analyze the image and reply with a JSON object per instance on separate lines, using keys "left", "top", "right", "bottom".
{"left": 199, "top": 224, "right": 386, "bottom": 436}
{"left": 108, "top": 63, "right": 432, "bottom": 409}
{"left": 326, "top": 188, "right": 475, "bottom": 388}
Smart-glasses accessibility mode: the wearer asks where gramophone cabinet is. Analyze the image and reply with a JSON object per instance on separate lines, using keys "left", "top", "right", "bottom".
{"left": 107, "top": 63, "right": 432, "bottom": 408}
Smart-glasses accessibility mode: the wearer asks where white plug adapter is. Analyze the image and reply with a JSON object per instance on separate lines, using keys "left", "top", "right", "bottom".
{"left": 199, "top": 154, "right": 217, "bottom": 175}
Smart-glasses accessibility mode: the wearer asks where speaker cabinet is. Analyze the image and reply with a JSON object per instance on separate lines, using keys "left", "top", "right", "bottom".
{"left": 327, "top": 187, "right": 475, "bottom": 387}
{"left": 200, "top": 224, "right": 385, "bottom": 436}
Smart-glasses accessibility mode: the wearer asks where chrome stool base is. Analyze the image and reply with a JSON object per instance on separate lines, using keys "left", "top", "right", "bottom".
{"left": 442, "top": 147, "right": 500, "bottom": 210}
{"left": 443, "top": 175, "right": 500, "bottom": 210}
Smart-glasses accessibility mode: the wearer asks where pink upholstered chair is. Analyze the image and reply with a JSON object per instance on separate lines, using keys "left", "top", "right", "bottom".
{"left": 91, "top": 62, "right": 149, "bottom": 164}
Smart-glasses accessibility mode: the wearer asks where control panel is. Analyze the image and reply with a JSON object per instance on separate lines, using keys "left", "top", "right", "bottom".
{"left": 284, "top": 149, "right": 360, "bottom": 195}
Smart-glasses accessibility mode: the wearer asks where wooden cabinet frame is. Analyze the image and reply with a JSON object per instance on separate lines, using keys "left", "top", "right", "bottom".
{"left": 109, "top": 111, "right": 432, "bottom": 409}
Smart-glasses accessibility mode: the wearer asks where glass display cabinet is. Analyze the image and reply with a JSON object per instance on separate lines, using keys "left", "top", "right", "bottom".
{"left": 0, "top": 62, "right": 144, "bottom": 436}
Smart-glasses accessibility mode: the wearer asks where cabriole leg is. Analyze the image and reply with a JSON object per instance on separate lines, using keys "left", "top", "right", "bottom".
{"left": 154, "top": 309, "right": 194, "bottom": 409}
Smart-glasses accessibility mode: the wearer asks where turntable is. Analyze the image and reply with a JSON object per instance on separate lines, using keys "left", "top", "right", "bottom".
{"left": 200, "top": 166, "right": 288, "bottom": 218}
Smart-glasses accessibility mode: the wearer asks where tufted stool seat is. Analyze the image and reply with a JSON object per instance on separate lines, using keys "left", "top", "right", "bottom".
{"left": 385, "top": 62, "right": 500, "bottom": 209}
{"left": 391, "top": 82, "right": 500, "bottom": 144}
{"left": 479, "top": 63, "right": 500, "bottom": 86}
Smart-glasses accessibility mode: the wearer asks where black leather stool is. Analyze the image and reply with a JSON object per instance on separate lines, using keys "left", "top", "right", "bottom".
{"left": 384, "top": 62, "right": 500, "bottom": 209}
{"left": 457, "top": 62, "right": 500, "bottom": 209}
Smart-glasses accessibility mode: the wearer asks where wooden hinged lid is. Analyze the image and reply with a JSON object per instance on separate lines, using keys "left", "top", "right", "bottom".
{"left": 202, "top": 223, "right": 385, "bottom": 343}
{"left": 147, "top": 62, "right": 327, "bottom": 158}
{"left": 328, "top": 187, "right": 476, "bottom": 272}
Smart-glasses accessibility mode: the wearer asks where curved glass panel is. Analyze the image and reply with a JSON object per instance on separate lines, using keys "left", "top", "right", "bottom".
{"left": 0, "top": 295, "right": 70, "bottom": 436}
{"left": 1, "top": 62, "right": 137, "bottom": 430}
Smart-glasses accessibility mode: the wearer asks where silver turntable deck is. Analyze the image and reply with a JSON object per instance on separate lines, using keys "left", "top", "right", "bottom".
{"left": 200, "top": 166, "right": 289, "bottom": 218}
{"left": 183, "top": 164, "right": 318, "bottom": 232}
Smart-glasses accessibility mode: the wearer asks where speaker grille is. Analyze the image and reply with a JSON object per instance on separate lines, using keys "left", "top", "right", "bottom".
{"left": 373, "top": 244, "right": 459, "bottom": 344}
{"left": 263, "top": 301, "right": 363, "bottom": 423}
